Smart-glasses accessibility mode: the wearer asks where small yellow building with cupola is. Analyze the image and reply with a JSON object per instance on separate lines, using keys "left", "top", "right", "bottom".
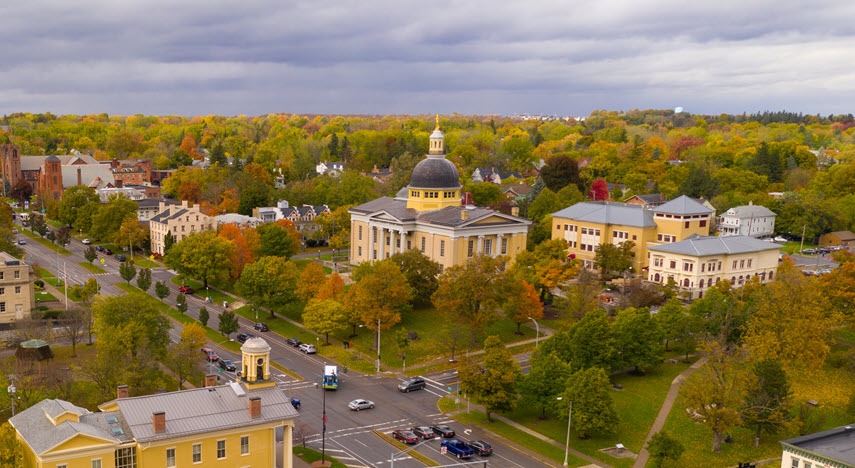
{"left": 10, "top": 337, "right": 297, "bottom": 468}
{"left": 348, "top": 119, "right": 531, "bottom": 270}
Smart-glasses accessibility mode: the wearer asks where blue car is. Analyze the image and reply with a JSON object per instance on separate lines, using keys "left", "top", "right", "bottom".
{"left": 290, "top": 398, "right": 301, "bottom": 409}
{"left": 441, "top": 439, "right": 474, "bottom": 459}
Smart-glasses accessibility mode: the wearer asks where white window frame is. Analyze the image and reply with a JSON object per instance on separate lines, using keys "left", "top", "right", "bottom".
{"left": 217, "top": 439, "right": 226, "bottom": 460}
{"left": 166, "top": 447, "right": 176, "bottom": 467}
{"left": 91, "top": 459, "right": 102, "bottom": 468}
{"left": 241, "top": 435, "right": 250, "bottom": 455}
{"left": 192, "top": 443, "right": 202, "bottom": 464}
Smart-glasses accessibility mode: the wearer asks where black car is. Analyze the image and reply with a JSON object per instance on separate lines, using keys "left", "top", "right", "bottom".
{"left": 397, "top": 377, "right": 426, "bottom": 392}
{"left": 235, "top": 333, "right": 255, "bottom": 344}
{"left": 466, "top": 440, "right": 492, "bottom": 456}
{"left": 431, "top": 424, "right": 455, "bottom": 438}
{"left": 411, "top": 426, "right": 436, "bottom": 439}
{"left": 115, "top": 254, "right": 127, "bottom": 262}
{"left": 218, "top": 359, "right": 236, "bottom": 372}
{"left": 285, "top": 338, "right": 302, "bottom": 347}
{"left": 254, "top": 322, "right": 269, "bottom": 332}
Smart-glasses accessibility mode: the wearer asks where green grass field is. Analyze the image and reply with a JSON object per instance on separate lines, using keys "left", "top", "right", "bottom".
{"left": 35, "top": 291, "right": 58, "bottom": 302}
{"left": 77, "top": 262, "right": 107, "bottom": 274}
{"left": 21, "top": 228, "right": 72, "bottom": 254}
{"left": 292, "top": 447, "right": 348, "bottom": 468}
{"left": 131, "top": 256, "right": 159, "bottom": 268}
{"left": 35, "top": 266, "right": 54, "bottom": 278}
{"left": 169, "top": 276, "right": 236, "bottom": 304}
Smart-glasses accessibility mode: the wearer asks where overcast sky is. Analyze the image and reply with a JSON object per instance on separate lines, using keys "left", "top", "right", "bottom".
{"left": 2, "top": 0, "right": 855, "bottom": 118}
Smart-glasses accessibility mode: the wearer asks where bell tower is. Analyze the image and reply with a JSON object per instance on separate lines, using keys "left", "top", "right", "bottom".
{"left": 240, "top": 337, "right": 275, "bottom": 389}
{"left": 0, "top": 144, "right": 22, "bottom": 189}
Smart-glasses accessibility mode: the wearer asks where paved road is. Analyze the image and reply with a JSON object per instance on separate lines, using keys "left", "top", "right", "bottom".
{"left": 19, "top": 221, "right": 548, "bottom": 468}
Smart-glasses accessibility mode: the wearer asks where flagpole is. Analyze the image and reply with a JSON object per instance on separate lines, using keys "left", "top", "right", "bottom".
{"left": 322, "top": 383, "right": 327, "bottom": 464}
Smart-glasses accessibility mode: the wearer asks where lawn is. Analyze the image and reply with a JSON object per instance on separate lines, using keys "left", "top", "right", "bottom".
{"left": 500, "top": 358, "right": 698, "bottom": 468}
{"left": 43, "top": 277, "right": 64, "bottom": 288}
{"left": 292, "top": 447, "right": 347, "bottom": 468}
{"left": 131, "top": 256, "right": 159, "bottom": 268}
{"left": 169, "top": 276, "right": 236, "bottom": 304}
{"left": 35, "top": 291, "right": 59, "bottom": 302}
{"left": 453, "top": 411, "right": 591, "bottom": 467}
{"left": 22, "top": 228, "right": 72, "bottom": 254}
{"left": 78, "top": 262, "right": 107, "bottom": 274}
{"left": 35, "top": 266, "right": 54, "bottom": 278}
{"left": 781, "top": 241, "right": 817, "bottom": 255}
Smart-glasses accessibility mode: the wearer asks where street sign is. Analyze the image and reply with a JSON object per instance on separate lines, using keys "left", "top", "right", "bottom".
{"left": 440, "top": 446, "right": 447, "bottom": 455}
{"left": 100, "top": 259, "right": 105, "bottom": 265}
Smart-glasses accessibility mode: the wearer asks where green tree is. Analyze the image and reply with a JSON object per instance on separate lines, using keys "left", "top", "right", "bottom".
{"left": 389, "top": 249, "right": 442, "bottom": 305}
{"left": 459, "top": 336, "right": 521, "bottom": 421}
{"left": 594, "top": 241, "right": 635, "bottom": 275}
{"left": 565, "top": 309, "right": 616, "bottom": 371}
{"left": 303, "top": 299, "right": 347, "bottom": 344}
{"left": 647, "top": 431, "right": 685, "bottom": 467}
{"left": 164, "top": 231, "right": 175, "bottom": 254}
{"left": 742, "top": 359, "right": 793, "bottom": 445}
{"left": 562, "top": 366, "right": 620, "bottom": 438}
{"left": 654, "top": 298, "right": 686, "bottom": 351}
{"left": 613, "top": 307, "right": 664, "bottom": 373}
{"left": 136, "top": 268, "right": 151, "bottom": 292}
{"left": 155, "top": 281, "right": 170, "bottom": 301}
{"left": 256, "top": 222, "right": 298, "bottom": 258}
{"left": 199, "top": 306, "right": 209, "bottom": 327}
{"left": 83, "top": 246, "right": 97, "bottom": 264}
{"left": 0, "top": 422, "right": 23, "bottom": 468}
{"left": 466, "top": 182, "right": 504, "bottom": 207}
{"left": 176, "top": 292, "right": 188, "bottom": 314}
{"left": 119, "top": 261, "right": 137, "bottom": 284}
{"left": 58, "top": 186, "right": 98, "bottom": 227}
{"left": 90, "top": 197, "right": 137, "bottom": 242}
{"left": 218, "top": 310, "right": 239, "bottom": 338}
{"left": 235, "top": 256, "right": 300, "bottom": 319}
{"left": 540, "top": 155, "right": 585, "bottom": 192}
{"left": 432, "top": 255, "right": 506, "bottom": 344}
{"left": 29, "top": 214, "right": 47, "bottom": 237}
{"left": 518, "top": 350, "right": 573, "bottom": 418}
{"left": 165, "top": 231, "right": 234, "bottom": 289}
{"left": 167, "top": 322, "right": 206, "bottom": 391}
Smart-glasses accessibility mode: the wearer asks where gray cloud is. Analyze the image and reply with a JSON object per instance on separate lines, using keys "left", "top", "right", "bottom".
{"left": 1, "top": 0, "right": 855, "bottom": 116}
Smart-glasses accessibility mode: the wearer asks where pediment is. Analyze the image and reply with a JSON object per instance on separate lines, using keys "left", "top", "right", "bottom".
{"left": 367, "top": 211, "right": 402, "bottom": 222}
{"left": 44, "top": 433, "right": 118, "bottom": 455}
{"left": 462, "top": 213, "right": 531, "bottom": 227}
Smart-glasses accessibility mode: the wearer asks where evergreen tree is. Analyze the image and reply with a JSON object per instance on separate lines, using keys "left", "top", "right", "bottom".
{"left": 209, "top": 142, "right": 227, "bottom": 167}
{"left": 199, "top": 306, "right": 209, "bottom": 327}
{"left": 328, "top": 133, "right": 339, "bottom": 157}
{"left": 742, "top": 359, "right": 792, "bottom": 445}
{"left": 164, "top": 231, "right": 174, "bottom": 254}
{"left": 218, "top": 310, "right": 239, "bottom": 338}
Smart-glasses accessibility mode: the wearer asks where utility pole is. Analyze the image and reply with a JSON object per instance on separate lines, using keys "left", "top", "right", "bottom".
{"left": 799, "top": 225, "right": 806, "bottom": 254}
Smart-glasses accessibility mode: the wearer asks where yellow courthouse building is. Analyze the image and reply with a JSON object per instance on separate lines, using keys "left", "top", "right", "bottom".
{"left": 10, "top": 337, "right": 297, "bottom": 468}
{"left": 349, "top": 122, "right": 531, "bottom": 270}
{"left": 550, "top": 196, "right": 715, "bottom": 272}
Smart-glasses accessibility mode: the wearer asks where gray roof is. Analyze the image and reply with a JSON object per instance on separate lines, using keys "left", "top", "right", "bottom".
{"left": 116, "top": 384, "right": 298, "bottom": 443}
{"left": 151, "top": 208, "right": 189, "bottom": 223}
{"left": 135, "top": 198, "right": 178, "bottom": 209}
{"left": 648, "top": 235, "right": 781, "bottom": 256}
{"left": 652, "top": 195, "right": 714, "bottom": 215}
{"left": 551, "top": 201, "right": 657, "bottom": 228}
{"left": 60, "top": 163, "right": 116, "bottom": 189}
{"left": 410, "top": 155, "right": 461, "bottom": 189}
{"left": 349, "top": 197, "right": 530, "bottom": 228}
{"left": 9, "top": 399, "right": 132, "bottom": 456}
{"left": 215, "top": 213, "right": 260, "bottom": 224}
{"left": 781, "top": 424, "right": 855, "bottom": 465}
{"left": 722, "top": 204, "right": 777, "bottom": 219}
{"left": 20, "top": 154, "right": 98, "bottom": 171}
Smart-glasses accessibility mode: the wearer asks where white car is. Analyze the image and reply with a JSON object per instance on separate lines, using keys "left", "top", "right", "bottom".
{"left": 348, "top": 399, "right": 374, "bottom": 411}
{"left": 298, "top": 343, "right": 316, "bottom": 354}
{"left": 82, "top": 238, "right": 91, "bottom": 245}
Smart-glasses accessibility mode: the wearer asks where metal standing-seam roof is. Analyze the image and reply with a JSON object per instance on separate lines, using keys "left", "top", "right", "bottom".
{"left": 722, "top": 204, "right": 777, "bottom": 219}
{"left": 647, "top": 234, "right": 781, "bottom": 256}
{"left": 551, "top": 201, "right": 657, "bottom": 228}
{"left": 652, "top": 195, "right": 714, "bottom": 215}
{"left": 116, "top": 384, "right": 298, "bottom": 443}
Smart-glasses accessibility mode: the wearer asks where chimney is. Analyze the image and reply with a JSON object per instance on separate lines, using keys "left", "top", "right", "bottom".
{"left": 205, "top": 374, "right": 217, "bottom": 387}
{"left": 117, "top": 385, "right": 129, "bottom": 399}
{"left": 77, "top": 167, "right": 82, "bottom": 186}
{"left": 461, "top": 210, "right": 469, "bottom": 221}
{"left": 249, "top": 397, "right": 261, "bottom": 418}
{"left": 158, "top": 200, "right": 166, "bottom": 213}
{"left": 115, "top": 179, "right": 123, "bottom": 188}
{"left": 748, "top": 201, "right": 753, "bottom": 206}
{"left": 660, "top": 193, "right": 665, "bottom": 201}
{"left": 152, "top": 411, "right": 166, "bottom": 433}
{"left": 181, "top": 200, "right": 188, "bottom": 209}
{"left": 511, "top": 207, "right": 519, "bottom": 217}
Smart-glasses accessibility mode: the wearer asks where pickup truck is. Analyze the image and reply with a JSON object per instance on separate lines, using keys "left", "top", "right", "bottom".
{"left": 440, "top": 439, "right": 474, "bottom": 459}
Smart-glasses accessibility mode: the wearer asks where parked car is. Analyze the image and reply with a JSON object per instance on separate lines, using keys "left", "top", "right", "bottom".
{"left": 285, "top": 338, "right": 302, "bottom": 347}
{"left": 441, "top": 439, "right": 474, "bottom": 459}
{"left": 298, "top": 343, "right": 316, "bottom": 354}
{"left": 465, "top": 440, "right": 492, "bottom": 456}
{"left": 398, "top": 377, "right": 426, "bottom": 393}
{"left": 218, "top": 359, "right": 236, "bottom": 372}
{"left": 201, "top": 347, "right": 219, "bottom": 362}
{"left": 348, "top": 399, "right": 374, "bottom": 411}
{"left": 81, "top": 238, "right": 91, "bottom": 244}
{"left": 254, "top": 322, "right": 269, "bottom": 332}
{"left": 103, "top": 248, "right": 113, "bottom": 255}
{"left": 152, "top": 252, "right": 163, "bottom": 259}
{"left": 179, "top": 285, "right": 195, "bottom": 294}
{"left": 801, "top": 248, "right": 817, "bottom": 255}
{"left": 12, "top": 228, "right": 18, "bottom": 234}
{"left": 411, "top": 426, "right": 436, "bottom": 439}
{"left": 235, "top": 333, "right": 255, "bottom": 344}
{"left": 290, "top": 397, "right": 301, "bottom": 409}
{"left": 115, "top": 254, "right": 127, "bottom": 262}
{"left": 392, "top": 430, "right": 420, "bottom": 444}
{"left": 432, "top": 424, "right": 455, "bottom": 438}
{"left": 16, "top": 239, "right": 25, "bottom": 245}
{"left": 95, "top": 245, "right": 104, "bottom": 251}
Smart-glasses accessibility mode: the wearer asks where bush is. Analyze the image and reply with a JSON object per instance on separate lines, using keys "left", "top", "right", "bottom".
{"left": 34, "top": 280, "right": 44, "bottom": 288}
{"left": 33, "top": 309, "right": 62, "bottom": 320}
{"left": 826, "top": 350, "right": 849, "bottom": 369}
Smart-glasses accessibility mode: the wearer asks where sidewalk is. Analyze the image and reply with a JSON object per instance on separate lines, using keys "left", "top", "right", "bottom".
{"left": 631, "top": 356, "right": 707, "bottom": 468}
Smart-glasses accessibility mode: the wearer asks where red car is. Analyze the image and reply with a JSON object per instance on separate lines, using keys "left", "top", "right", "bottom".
{"left": 179, "top": 285, "right": 195, "bottom": 294}
{"left": 392, "top": 430, "right": 419, "bottom": 445}
{"left": 201, "top": 347, "right": 219, "bottom": 362}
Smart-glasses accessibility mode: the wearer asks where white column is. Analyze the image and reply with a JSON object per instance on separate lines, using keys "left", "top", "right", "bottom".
{"left": 495, "top": 234, "right": 503, "bottom": 257}
{"left": 477, "top": 235, "right": 484, "bottom": 255}
{"left": 400, "top": 230, "right": 406, "bottom": 252}
{"left": 378, "top": 228, "right": 385, "bottom": 259}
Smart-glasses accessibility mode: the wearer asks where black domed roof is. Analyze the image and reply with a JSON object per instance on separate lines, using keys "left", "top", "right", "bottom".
{"left": 408, "top": 157, "right": 461, "bottom": 189}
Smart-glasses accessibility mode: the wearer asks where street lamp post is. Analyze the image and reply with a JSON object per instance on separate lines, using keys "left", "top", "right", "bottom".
{"left": 557, "top": 396, "right": 572, "bottom": 466}
{"left": 7, "top": 385, "right": 15, "bottom": 416}
{"left": 528, "top": 316, "right": 540, "bottom": 348}
{"left": 376, "top": 318, "right": 381, "bottom": 374}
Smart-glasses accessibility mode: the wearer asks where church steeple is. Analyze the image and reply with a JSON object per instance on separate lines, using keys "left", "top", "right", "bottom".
{"left": 429, "top": 115, "right": 444, "bottom": 156}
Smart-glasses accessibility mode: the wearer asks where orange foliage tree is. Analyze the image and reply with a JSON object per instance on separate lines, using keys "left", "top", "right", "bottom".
{"left": 179, "top": 133, "right": 199, "bottom": 159}
{"left": 316, "top": 272, "right": 345, "bottom": 301}
{"left": 296, "top": 263, "right": 326, "bottom": 302}
{"left": 218, "top": 224, "right": 258, "bottom": 280}
{"left": 504, "top": 280, "right": 543, "bottom": 334}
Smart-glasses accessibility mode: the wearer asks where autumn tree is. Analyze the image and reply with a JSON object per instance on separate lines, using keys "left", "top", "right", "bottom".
{"left": 594, "top": 241, "right": 635, "bottom": 276}
{"left": 688, "top": 281, "right": 750, "bottom": 343}
{"left": 58, "top": 308, "right": 88, "bottom": 357}
{"left": 54, "top": 226, "right": 72, "bottom": 247}
{"left": 115, "top": 218, "right": 148, "bottom": 253}
{"left": 590, "top": 178, "right": 609, "bottom": 200}
{"left": 346, "top": 260, "right": 412, "bottom": 350}
{"left": 167, "top": 322, "right": 206, "bottom": 390}
{"left": 10, "top": 178, "right": 33, "bottom": 205}
{"left": 459, "top": 336, "right": 521, "bottom": 421}
{"left": 316, "top": 272, "right": 346, "bottom": 301}
{"left": 235, "top": 256, "right": 299, "bottom": 319}
{"left": 389, "top": 249, "right": 442, "bottom": 305}
{"left": 557, "top": 268, "right": 600, "bottom": 321}
{"left": 682, "top": 341, "right": 746, "bottom": 453}
{"left": 562, "top": 366, "right": 620, "bottom": 438}
{"left": 90, "top": 197, "right": 137, "bottom": 242}
{"left": 303, "top": 299, "right": 347, "bottom": 344}
{"left": 136, "top": 268, "right": 151, "bottom": 292}
{"left": 518, "top": 350, "right": 572, "bottom": 418}
{"left": 613, "top": 307, "right": 664, "bottom": 373}
{"left": 296, "top": 263, "right": 326, "bottom": 302}
{"left": 165, "top": 231, "right": 234, "bottom": 288}
{"left": 742, "top": 359, "right": 793, "bottom": 445}
{"left": 647, "top": 431, "right": 685, "bottom": 467}
{"left": 218, "top": 223, "right": 259, "bottom": 280}
{"left": 432, "top": 255, "right": 506, "bottom": 344}
{"left": 510, "top": 239, "right": 578, "bottom": 303}
{"left": 504, "top": 280, "right": 543, "bottom": 334}
{"left": 0, "top": 422, "right": 23, "bottom": 467}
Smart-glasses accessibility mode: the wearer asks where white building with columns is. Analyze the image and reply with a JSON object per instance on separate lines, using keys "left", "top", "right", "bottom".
{"left": 348, "top": 121, "right": 531, "bottom": 270}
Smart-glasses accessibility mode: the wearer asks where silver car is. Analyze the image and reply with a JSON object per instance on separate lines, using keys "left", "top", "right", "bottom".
{"left": 348, "top": 399, "right": 374, "bottom": 411}
{"left": 298, "top": 343, "right": 316, "bottom": 354}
